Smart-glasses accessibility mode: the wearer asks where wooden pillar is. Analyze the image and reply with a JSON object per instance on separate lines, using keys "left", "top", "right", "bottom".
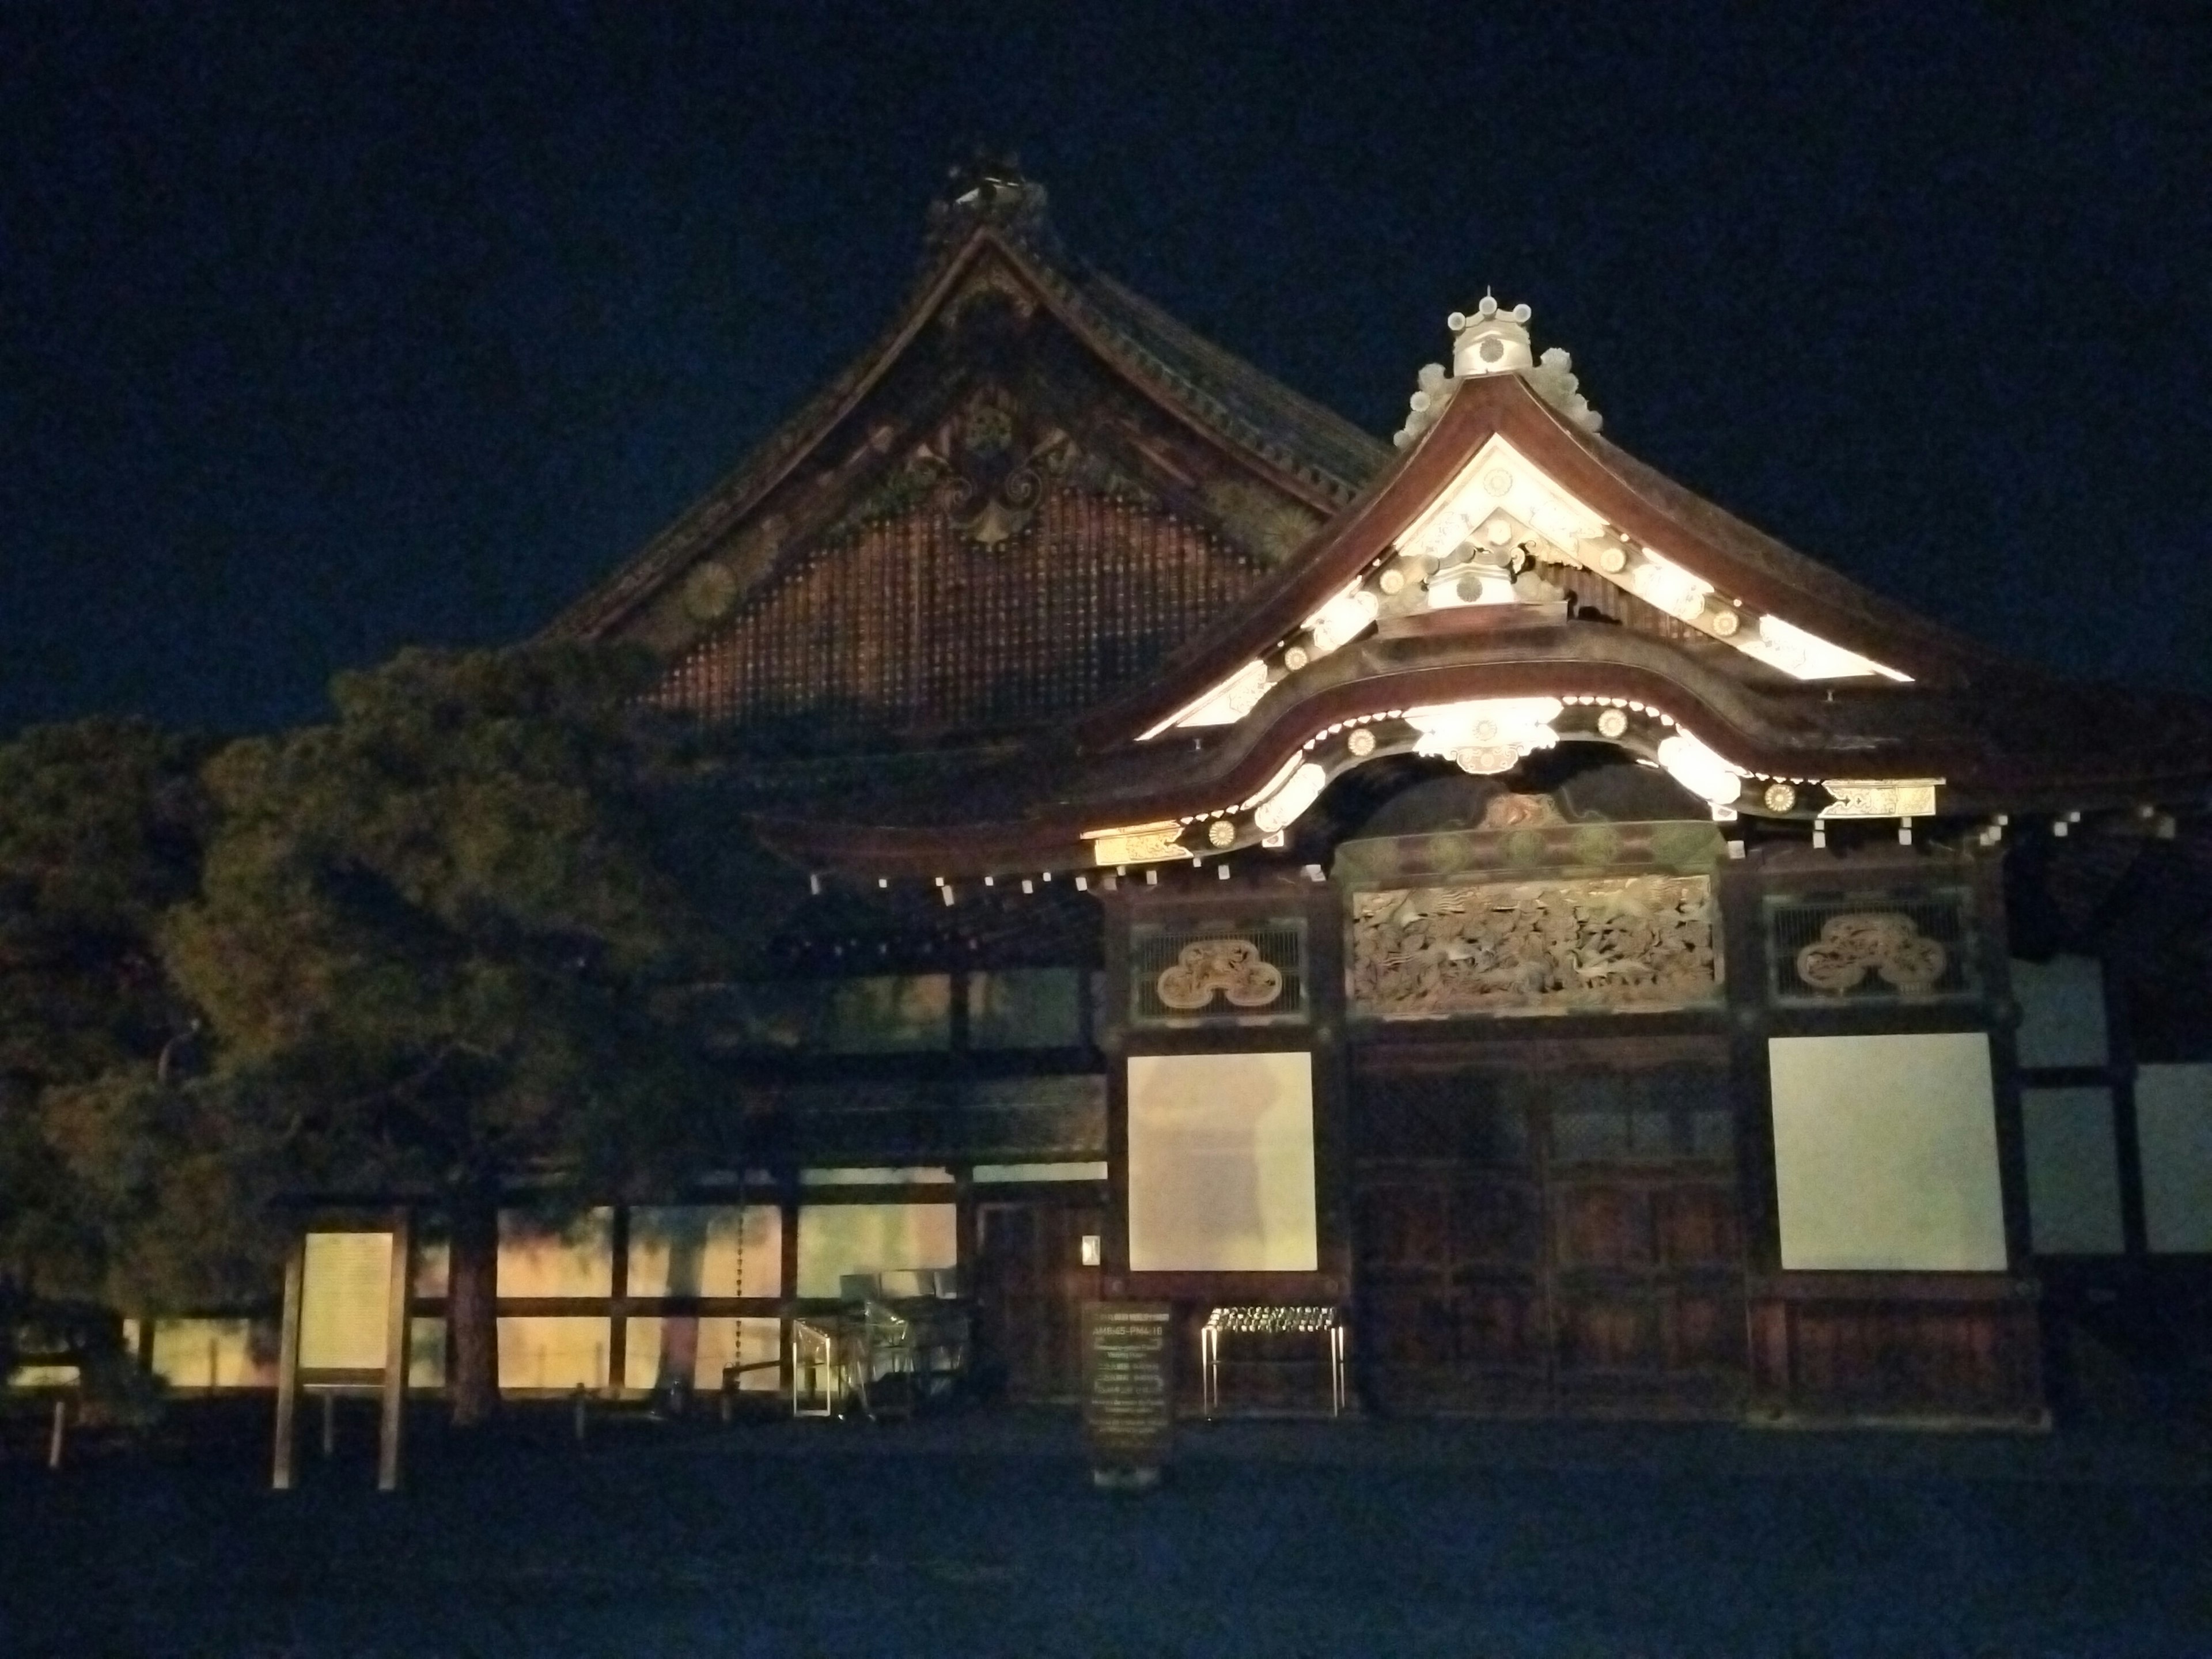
{"left": 271, "top": 1228, "right": 306, "bottom": 1491}
{"left": 1978, "top": 856, "right": 2036, "bottom": 1273}
{"left": 377, "top": 1206, "right": 413, "bottom": 1493}
{"left": 2103, "top": 956, "right": 2151, "bottom": 1259}
{"left": 605, "top": 1205, "right": 631, "bottom": 1399}
{"left": 952, "top": 1164, "right": 978, "bottom": 1293}
{"left": 1099, "top": 882, "right": 1131, "bottom": 1287}
{"left": 777, "top": 1174, "right": 801, "bottom": 1399}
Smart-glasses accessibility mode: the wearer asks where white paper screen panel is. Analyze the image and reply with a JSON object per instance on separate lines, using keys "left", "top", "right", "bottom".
{"left": 2136, "top": 1064, "right": 2212, "bottom": 1253}
{"left": 2020, "top": 1088, "right": 2125, "bottom": 1255}
{"left": 147, "top": 1319, "right": 278, "bottom": 1389}
{"left": 300, "top": 1232, "right": 392, "bottom": 1371}
{"left": 497, "top": 1317, "right": 611, "bottom": 1391}
{"left": 794, "top": 1204, "right": 957, "bottom": 1298}
{"left": 1768, "top": 1033, "right": 2008, "bottom": 1271}
{"left": 1126, "top": 1051, "right": 1319, "bottom": 1272}
{"left": 497, "top": 1209, "right": 614, "bottom": 1297}
{"left": 2010, "top": 956, "right": 2109, "bottom": 1069}
{"left": 626, "top": 1206, "right": 782, "bottom": 1300}
{"left": 624, "top": 1316, "right": 782, "bottom": 1392}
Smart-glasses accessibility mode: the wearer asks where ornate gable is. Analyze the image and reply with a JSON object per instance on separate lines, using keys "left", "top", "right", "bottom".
{"left": 552, "top": 172, "right": 1388, "bottom": 748}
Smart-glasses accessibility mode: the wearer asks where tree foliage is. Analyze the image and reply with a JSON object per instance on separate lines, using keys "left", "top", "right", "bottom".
{"left": 163, "top": 642, "right": 751, "bottom": 1421}
{"left": 0, "top": 718, "right": 247, "bottom": 1373}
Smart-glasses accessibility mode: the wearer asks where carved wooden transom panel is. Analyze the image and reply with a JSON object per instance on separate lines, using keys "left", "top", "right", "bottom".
{"left": 1348, "top": 874, "right": 1721, "bottom": 1019}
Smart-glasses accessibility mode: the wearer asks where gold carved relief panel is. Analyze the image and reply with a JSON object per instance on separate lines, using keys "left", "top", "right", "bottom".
{"left": 1348, "top": 873, "right": 1722, "bottom": 1018}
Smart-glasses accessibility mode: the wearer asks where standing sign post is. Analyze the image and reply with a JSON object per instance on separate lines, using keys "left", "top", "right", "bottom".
{"left": 271, "top": 1229, "right": 306, "bottom": 1492}
{"left": 1081, "top": 1302, "right": 1173, "bottom": 1491}
{"left": 376, "top": 1207, "right": 413, "bottom": 1493}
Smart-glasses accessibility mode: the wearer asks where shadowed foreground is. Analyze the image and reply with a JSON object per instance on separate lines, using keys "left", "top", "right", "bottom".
{"left": 3, "top": 1404, "right": 2209, "bottom": 1658}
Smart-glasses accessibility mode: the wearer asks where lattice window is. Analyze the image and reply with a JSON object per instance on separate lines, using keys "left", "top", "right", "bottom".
{"left": 1766, "top": 887, "right": 1978, "bottom": 1004}
{"left": 1128, "top": 918, "right": 1308, "bottom": 1025}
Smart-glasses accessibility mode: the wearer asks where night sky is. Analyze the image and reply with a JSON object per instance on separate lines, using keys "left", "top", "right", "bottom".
{"left": 3, "top": 3, "right": 2207, "bottom": 741}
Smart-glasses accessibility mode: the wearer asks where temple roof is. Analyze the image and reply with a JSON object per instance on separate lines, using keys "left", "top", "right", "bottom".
{"left": 546, "top": 166, "right": 1391, "bottom": 745}
{"left": 726, "top": 298, "right": 2212, "bottom": 878}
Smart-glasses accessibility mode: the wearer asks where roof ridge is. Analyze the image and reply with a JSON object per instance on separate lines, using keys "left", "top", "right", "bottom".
{"left": 1077, "top": 273, "right": 1391, "bottom": 497}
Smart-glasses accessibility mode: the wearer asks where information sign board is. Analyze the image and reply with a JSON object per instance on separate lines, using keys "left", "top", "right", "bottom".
{"left": 1081, "top": 1301, "right": 1173, "bottom": 1488}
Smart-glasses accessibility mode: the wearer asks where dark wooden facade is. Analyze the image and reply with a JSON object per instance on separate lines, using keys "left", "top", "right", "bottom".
{"left": 529, "top": 170, "right": 2212, "bottom": 1429}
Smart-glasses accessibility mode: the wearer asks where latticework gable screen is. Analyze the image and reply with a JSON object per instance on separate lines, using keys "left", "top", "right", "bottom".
{"left": 661, "top": 494, "right": 1260, "bottom": 736}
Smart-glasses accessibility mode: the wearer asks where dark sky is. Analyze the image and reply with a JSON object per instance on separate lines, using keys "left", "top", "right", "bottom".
{"left": 3, "top": 3, "right": 2207, "bottom": 740}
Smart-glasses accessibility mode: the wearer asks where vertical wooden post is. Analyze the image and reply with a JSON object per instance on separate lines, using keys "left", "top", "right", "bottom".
{"left": 777, "top": 1175, "right": 801, "bottom": 1401}
{"left": 1099, "top": 882, "right": 1131, "bottom": 1287}
{"left": 271, "top": 1228, "right": 306, "bottom": 1491}
{"left": 2103, "top": 956, "right": 2150, "bottom": 1259}
{"left": 47, "top": 1398, "right": 67, "bottom": 1469}
{"left": 377, "top": 1206, "right": 412, "bottom": 1493}
{"left": 605, "top": 1205, "right": 630, "bottom": 1399}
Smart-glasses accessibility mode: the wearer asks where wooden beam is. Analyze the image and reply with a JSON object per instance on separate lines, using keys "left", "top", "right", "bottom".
{"left": 377, "top": 1206, "right": 412, "bottom": 1493}
{"left": 271, "top": 1229, "right": 306, "bottom": 1491}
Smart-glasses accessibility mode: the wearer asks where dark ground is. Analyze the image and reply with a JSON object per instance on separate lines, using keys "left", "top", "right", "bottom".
{"left": 3, "top": 1400, "right": 2209, "bottom": 1659}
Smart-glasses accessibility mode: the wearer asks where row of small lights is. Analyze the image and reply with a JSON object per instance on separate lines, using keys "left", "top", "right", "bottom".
{"left": 809, "top": 804, "right": 2181, "bottom": 904}
{"left": 806, "top": 679, "right": 2184, "bottom": 897}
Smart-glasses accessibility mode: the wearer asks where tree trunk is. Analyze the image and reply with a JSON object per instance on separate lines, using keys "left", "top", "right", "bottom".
{"left": 446, "top": 1192, "right": 501, "bottom": 1428}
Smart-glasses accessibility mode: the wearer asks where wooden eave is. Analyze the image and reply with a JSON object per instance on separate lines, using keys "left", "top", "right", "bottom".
{"left": 1075, "top": 373, "right": 2004, "bottom": 750}
{"left": 748, "top": 618, "right": 2212, "bottom": 881}
{"left": 545, "top": 225, "right": 1384, "bottom": 646}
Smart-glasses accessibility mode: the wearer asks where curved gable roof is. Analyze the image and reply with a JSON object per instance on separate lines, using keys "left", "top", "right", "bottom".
{"left": 547, "top": 210, "right": 1391, "bottom": 651}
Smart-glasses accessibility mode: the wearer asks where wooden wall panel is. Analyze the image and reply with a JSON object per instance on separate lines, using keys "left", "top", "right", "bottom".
{"left": 1747, "top": 1280, "right": 2045, "bottom": 1426}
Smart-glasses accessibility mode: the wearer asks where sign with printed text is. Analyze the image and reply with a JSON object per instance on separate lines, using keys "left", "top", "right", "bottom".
{"left": 1081, "top": 1301, "right": 1174, "bottom": 1478}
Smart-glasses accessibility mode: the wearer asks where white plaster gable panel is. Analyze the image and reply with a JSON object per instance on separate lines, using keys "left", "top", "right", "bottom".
{"left": 1399, "top": 435, "right": 1605, "bottom": 570}
{"left": 1391, "top": 436, "right": 1908, "bottom": 684}
{"left": 1138, "top": 385, "right": 1914, "bottom": 747}
{"left": 1141, "top": 658, "right": 1270, "bottom": 736}
{"left": 1736, "top": 614, "right": 1907, "bottom": 683}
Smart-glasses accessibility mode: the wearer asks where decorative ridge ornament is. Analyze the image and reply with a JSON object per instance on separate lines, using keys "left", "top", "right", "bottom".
{"left": 924, "top": 150, "right": 1059, "bottom": 256}
{"left": 1395, "top": 295, "right": 1603, "bottom": 448}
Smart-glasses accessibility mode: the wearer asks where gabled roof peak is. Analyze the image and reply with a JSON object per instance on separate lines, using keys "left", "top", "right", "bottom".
{"left": 1397, "top": 294, "right": 1602, "bottom": 446}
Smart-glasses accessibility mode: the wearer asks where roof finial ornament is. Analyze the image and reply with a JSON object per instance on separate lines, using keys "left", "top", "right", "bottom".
{"left": 1393, "top": 294, "right": 1602, "bottom": 447}
{"left": 926, "top": 148, "right": 1056, "bottom": 252}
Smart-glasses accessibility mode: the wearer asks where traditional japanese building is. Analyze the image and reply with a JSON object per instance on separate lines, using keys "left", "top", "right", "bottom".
{"left": 229, "top": 166, "right": 2212, "bottom": 1435}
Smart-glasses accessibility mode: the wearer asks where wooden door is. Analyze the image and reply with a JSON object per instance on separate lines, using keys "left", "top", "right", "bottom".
{"left": 1355, "top": 1053, "right": 1746, "bottom": 1417}
{"left": 1544, "top": 1065, "right": 1747, "bottom": 1415}
{"left": 973, "top": 1200, "right": 1104, "bottom": 1403}
{"left": 1355, "top": 1069, "right": 1550, "bottom": 1412}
